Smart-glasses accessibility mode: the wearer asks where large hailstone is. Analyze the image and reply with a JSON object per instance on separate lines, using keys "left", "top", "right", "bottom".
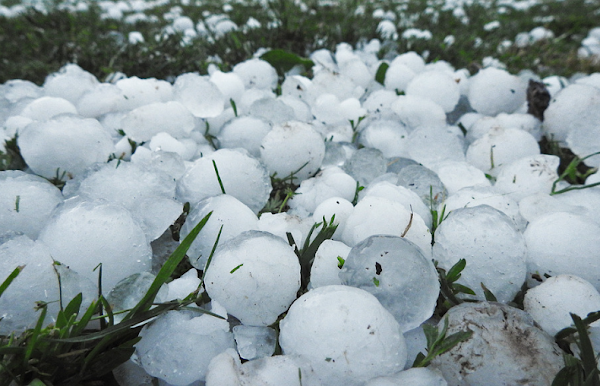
{"left": 406, "top": 70, "right": 461, "bottom": 113}
{"left": 204, "top": 231, "right": 300, "bottom": 326}
{"left": 467, "top": 67, "right": 527, "bottom": 116}
{"left": 430, "top": 302, "right": 563, "bottom": 386}
{"left": 279, "top": 285, "right": 407, "bottom": 386}
{"left": 120, "top": 101, "right": 195, "bottom": 142}
{"left": 340, "top": 235, "right": 439, "bottom": 332}
{"left": 433, "top": 205, "right": 527, "bottom": 303}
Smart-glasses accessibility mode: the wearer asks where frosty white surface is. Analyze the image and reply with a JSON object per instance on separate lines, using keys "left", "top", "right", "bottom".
{"left": 217, "top": 116, "right": 271, "bottom": 158}
{"left": 406, "top": 125, "right": 466, "bottom": 168}
{"left": 406, "top": 70, "right": 460, "bottom": 113}
{"left": 233, "top": 58, "right": 278, "bottom": 90}
{"left": 115, "top": 76, "right": 173, "bottom": 111}
{"left": 366, "top": 367, "right": 447, "bottom": 386}
{"left": 120, "top": 101, "right": 195, "bottom": 142}
{"left": 232, "top": 325, "right": 277, "bottom": 360}
{"left": 287, "top": 167, "right": 356, "bottom": 215}
{"left": 467, "top": 67, "right": 526, "bottom": 116}
{"left": 390, "top": 95, "right": 446, "bottom": 130}
{"left": 430, "top": 161, "right": 491, "bottom": 195}
{"left": 172, "top": 73, "right": 224, "bottom": 118}
{"left": 19, "top": 96, "right": 77, "bottom": 120}
{"left": 308, "top": 239, "right": 351, "bottom": 289}
{"left": 494, "top": 154, "right": 560, "bottom": 201}
{"left": 43, "top": 63, "right": 99, "bottom": 104}
{"left": 340, "top": 235, "right": 439, "bottom": 332}
{"left": 358, "top": 119, "right": 410, "bottom": 158}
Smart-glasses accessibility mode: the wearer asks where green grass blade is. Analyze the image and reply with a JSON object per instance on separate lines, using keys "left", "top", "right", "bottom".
{"left": 375, "top": 62, "right": 389, "bottom": 85}
{"left": 0, "top": 266, "right": 23, "bottom": 298}
{"left": 572, "top": 313, "right": 600, "bottom": 385}
{"left": 446, "top": 259, "right": 466, "bottom": 283}
{"left": 70, "top": 300, "right": 99, "bottom": 337}
{"left": 212, "top": 160, "right": 226, "bottom": 194}
{"left": 24, "top": 305, "right": 47, "bottom": 366}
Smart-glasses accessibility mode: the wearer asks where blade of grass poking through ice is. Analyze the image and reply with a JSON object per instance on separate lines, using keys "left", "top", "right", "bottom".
{"left": 201, "top": 224, "right": 223, "bottom": 284}
{"left": 571, "top": 313, "right": 600, "bottom": 386}
{"left": 0, "top": 266, "right": 23, "bottom": 298}
{"left": 551, "top": 151, "right": 600, "bottom": 195}
{"left": 212, "top": 160, "right": 226, "bottom": 194}
{"left": 230, "top": 98, "right": 238, "bottom": 117}
{"left": 24, "top": 304, "right": 47, "bottom": 367}
{"left": 412, "top": 316, "right": 473, "bottom": 368}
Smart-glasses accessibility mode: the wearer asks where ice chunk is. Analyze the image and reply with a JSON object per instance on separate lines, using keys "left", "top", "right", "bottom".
{"left": 384, "top": 62, "right": 416, "bottom": 93}
{"left": 342, "top": 147, "right": 387, "bottom": 187}
{"left": 279, "top": 285, "right": 407, "bottom": 386}
{"left": 210, "top": 70, "right": 245, "bottom": 105}
{"left": 288, "top": 167, "right": 356, "bottom": 215}
{"left": 390, "top": 95, "right": 446, "bottom": 130}
{"left": 106, "top": 272, "right": 168, "bottom": 323}
{"left": 172, "top": 73, "right": 224, "bottom": 118}
{"left": 340, "top": 235, "right": 439, "bottom": 332}
{"left": 19, "top": 96, "right": 77, "bottom": 120}
{"left": 494, "top": 154, "right": 560, "bottom": 201}
{"left": 0, "top": 171, "right": 63, "bottom": 239}
{"left": 120, "top": 101, "right": 195, "bottom": 142}
{"left": 238, "top": 355, "right": 320, "bottom": 386}
{"left": 232, "top": 325, "right": 277, "bottom": 360}
{"left": 358, "top": 119, "right": 410, "bottom": 158}
{"left": 17, "top": 115, "right": 114, "bottom": 179}
{"left": 391, "top": 51, "right": 426, "bottom": 73}
{"left": 407, "top": 125, "right": 465, "bottom": 168}
{"left": 77, "top": 83, "right": 124, "bottom": 118}
{"left": 233, "top": 58, "right": 278, "bottom": 90}
{"left": 177, "top": 148, "right": 272, "bottom": 213}
{"left": 204, "top": 231, "right": 300, "bottom": 326}
{"left": 148, "top": 132, "right": 197, "bottom": 160}
{"left": 518, "top": 192, "right": 588, "bottom": 224}
{"left": 307, "top": 70, "right": 363, "bottom": 102}
{"left": 1, "top": 79, "right": 42, "bottom": 104}
{"left": 367, "top": 368, "right": 448, "bottom": 386}
{"left": 167, "top": 269, "right": 201, "bottom": 300}
{"left": 43, "top": 63, "right": 99, "bottom": 104}
{"left": 217, "top": 116, "right": 271, "bottom": 158}
{"left": 363, "top": 90, "right": 398, "bottom": 115}
{"left": 396, "top": 164, "right": 447, "bottom": 207}
{"left": 406, "top": 71, "right": 460, "bottom": 112}
{"left": 257, "top": 212, "right": 311, "bottom": 247}
{"left": 309, "top": 239, "right": 351, "bottom": 289}
{"left": 260, "top": 121, "right": 325, "bottom": 182}
{"left": 468, "top": 67, "right": 527, "bottom": 116}
{"left": 312, "top": 197, "right": 354, "bottom": 241}
{"left": 249, "top": 97, "right": 296, "bottom": 124}
{"left": 205, "top": 349, "right": 242, "bottom": 386}
{"left": 430, "top": 302, "right": 563, "bottom": 386}
{"left": 566, "top": 100, "right": 600, "bottom": 168}
{"left": 130, "top": 150, "right": 186, "bottom": 181}
{"left": 430, "top": 161, "right": 491, "bottom": 194}
{"left": 433, "top": 205, "right": 527, "bottom": 303}
{"left": 38, "top": 198, "right": 152, "bottom": 292}
{"left": 115, "top": 76, "right": 173, "bottom": 111}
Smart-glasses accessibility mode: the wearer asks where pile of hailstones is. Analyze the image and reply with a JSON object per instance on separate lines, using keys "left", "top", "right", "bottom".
{"left": 2, "top": 39, "right": 600, "bottom": 386}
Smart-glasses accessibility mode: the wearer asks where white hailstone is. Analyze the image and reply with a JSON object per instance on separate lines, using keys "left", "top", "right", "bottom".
{"left": 525, "top": 212, "right": 600, "bottom": 292}
{"left": 204, "top": 231, "right": 300, "bottom": 326}
{"left": 1, "top": 79, "right": 42, "bottom": 104}
{"left": 287, "top": 167, "right": 356, "bottom": 215}
{"left": 260, "top": 121, "right": 326, "bottom": 183}
{"left": 342, "top": 196, "right": 432, "bottom": 257}
{"left": 406, "top": 71, "right": 460, "bottom": 113}
{"left": 134, "top": 307, "right": 234, "bottom": 385}
{"left": 307, "top": 70, "right": 363, "bottom": 103}
{"left": 406, "top": 125, "right": 466, "bottom": 168}
{"left": 249, "top": 97, "right": 297, "bottom": 124}
{"left": 279, "top": 95, "right": 313, "bottom": 122}
{"left": 209, "top": 70, "right": 245, "bottom": 105}
{"left": 0, "top": 171, "right": 63, "bottom": 239}
{"left": 18, "top": 96, "right": 77, "bottom": 120}
{"left": 128, "top": 31, "right": 144, "bottom": 44}
{"left": 376, "top": 20, "right": 398, "bottom": 40}
{"left": 390, "top": 52, "right": 425, "bottom": 74}
{"left": 176, "top": 148, "right": 272, "bottom": 213}
{"left": 494, "top": 154, "right": 560, "bottom": 201}
{"left": 308, "top": 239, "right": 351, "bottom": 289}
{"left": 466, "top": 127, "right": 540, "bottom": 175}
{"left": 180, "top": 195, "right": 259, "bottom": 269}
{"left": 312, "top": 197, "right": 354, "bottom": 241}
{"left": 366, "top": 368, "right": 448, "bottom": 386}
{"left": 173, "top": 73, "right": 225, "bottom": 118}
{"left": 339, "top": 97, "right": 366, "bottom": 122}
{"left": 402, "top": 29, "right": 433, "bottom": 40}
{"left": 468, "top": 67, "right": 527, "bottom": 116}
{"left": 358, "top": 119, "right": 410, "bottom": 158}
{"left": 544, "top": 84, "right": 600, "bottom": 144}
{"left": 172, "top": 15, "right": 194, "bottom": 31}
{"left": 543, "top": 75, "right": 569, "bottom": 96}
{"left": 167, "top": 269, "right": 201, "bottom": 300}
{"left": 257, "top": 212, "right": 312, "bottom": 247}
{"left": 390, "top": 95, "right": 447, "bottom": 130}
{"left": 149, "top": 132, "right": 197, "bottom": 160}
{"left": 340, "top": 59, "right": 372, "bottom": 89}
{"left": 115, "top": 76, "right": 173, "bottom": 111}
{"left": 433, "top": 205, "right": 527, "bottom": 303}
{"left": 518, "top": 193, "right": 589, "bottom": 224}
{"left": 430, "top": 161, "right": 491, "bottom": 195}
{"left": 237, "top": 88, "right": 276, "bottom": 114}
{"left": 576, "top": 73, "right": 600, "bottom": 89}
{"left": 17, "top": 115, "right": 114, "bottom": 179}
{"left": 524, "top": 275, "right": 600, "bottom": 336}
{"left": 205, "top": 349, "right": 242, "bottom": 386}
{"left": 130, "top": 149, "right": 187, "bottom": 181}
{"left": 496, "top": 112, "right": 543, "bottom": 140}
{"left": 281, "top": 74, "right": 312, "bottom": 101}
{"left": 106, "top": 272, "right": 169, "bottom": 323}
{"left": 384, "top": 62, "right": 416, "bottom": 93}
{"left": 43, "top": 63, "right": 99, "bottom": 104}
{"left": 362, "top": 89, "right": 398, "bottom": 114}
{"left": 77, "top": 83, "right": 124, "bottom": 118}
{"left": 121, "top": 101, "right": 195, "bottom": 142}
{"left": 38, "top": 198, "right": 152, "bottom": 292}
{"left": 279, "top": 285, "right": 407, "bottom": 386}
{"left": 430, "top": 302, "right": 563, "bottom": 386}
{"left": 233, "top": 58, "right": 278, "bottom": 90}
{"left": 552, "top": 189, "right": 600, "bottom": 226}
{"left": 566, "top": 113, "right": 600, "bottom": 169}
{"left": 530, "top": 26, "right": 555, "bottom": 42}
{"left": 217, "top": 116, "right": 271, "bottom": 158}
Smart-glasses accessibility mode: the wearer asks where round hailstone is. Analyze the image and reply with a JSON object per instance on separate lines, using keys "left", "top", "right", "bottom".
{"left": 312, "top": 197, "right": 355, "bottom": 240}
{"left": 494, "top": 154, "right": 560, "bottom": 201}
{"left": 77, "top": 83, "right": 124, "bottom": 118}
{"left": 17, "top": 115, "right": 114, "bottom": 179}
{"left": 342, "top": 147, "right": 387, "bottom": 187}
{"left": 384, "top": 62, "right": 416, "bottom": 93}
{"left": 217, "top": 116, "right": 271, "bottom": 158}
{"left": 466, "top": 127, "right": 540, "bottom": 175}
{"left": 340, "top": 58, "right": 372, "bottom": 89}
{"left": 431, "top": 302, "right": 563, "bottom": 386}
{"left": 257, "top": 212, "right": 312, "bottom": 247}
{"left": 134, "top": 306, "right": 234, "bottom": 385}
{"left": 176, "top": 148, "right": 272, "bottom": 214}
{"left": 287, "top": 167, "right": 356, "bottom": 215}
{"left": 566, "top": 103, "right": 600, "bottom": 168}
{"left": 1, "top": 79, "right": 42, "bottom": 104}
{"left": 342, "top": 196, "right": 432, "bottom": 256}
{"left": 281, "top": 75, "right": 312, "bottom": 101}
{"left": 358, "top": 119, "right": 410, "bottom": 158}
{"left": 180, "top": 195, "right": 258, "bottom": 270}
{"left": 173, "top": 73, "right": 225, "bottom": 118}
{"left": 366, "top": 367, "right": 448, "bottom": 386}
{"left": 406, "top": 125, "right": 465, "bottom": 168}
{"left": 430, "top": 161, "right": 491, "bottom": 195}
{"left": 210, "top": 70, "right": 245, "bottom": 105}
{"left": 307, "top": 70, "right": 362, "bottom": 103}
{"left": 524, "top": 275, "right": 600, "bottom": 336}
{"left": 309, "top": 239, "right": 351, "bottom": 289}
{"left": 518, "top": 193, "right": 589, "bottom": 224}
{"left": 115, "top": 76, "right": 173, "bottom": 111}
{"left": 312, "top": 93, "right": 346, "bottom": 125}
{"left": 0, "top": 171, "right": 63, "bottom": 239}
{"left": 19, "top": 96, "right": 77, "bottom": 120}
{"left": 43, "top": 63, "right": 99, "bottom": 104}
{"left": 106, "top": 272, "right": 169, "bottom": 323}
{"left": 279, "top": 285, "right": 407, "bottom": 386}
{"left": 390, "top": 51, "right": 426, "bottom": 73}
{"left": 362, "top": 90, "right": 398, "bottom": 114}
{"left": 433, "top": 205, "right": 527, "bottom": 303}
{"left": 204, "top": 231, "right": 300, "bottom": 326}
{"left": 544, "top": 84, "right": 600, "bottom": 144}
{"left": 406, "top": 71, "right": 460, "bottom": 113}
{"left": 390, "top": 95, "right": 447, "bottom": 130}
{"left": 525, "top": 212, "right": 600, "bottom": 291}
{"left": 468, "top": 67, "right": 526, "bottom": 116}
{"left": 120, "top": 101, "right": 195, "bottom": 142}
{"left": 233, "top": 58, "right": 278, "bottom": 90}
{"left": 495, "top": 112, "right": 543, "bottom": 141}
{"left": 148, "top": 132, "right": 197, "bottom": 160}
{"left": 38, "top": 198, "right": 152, "bottom": 292}
{"left": 340, "top": 235, "right": 439, "bottom": 332}
{"left": 280, "top": 95, "right": 313, "bottom": 122}
{"left": 249, "top": 97, "right": 296, "bottom": 124}
{"left": 260, "top": 121, "right": 326, "bottom": 183}
{"left": 396, "top": 164, "right": 447, "bottom": 207}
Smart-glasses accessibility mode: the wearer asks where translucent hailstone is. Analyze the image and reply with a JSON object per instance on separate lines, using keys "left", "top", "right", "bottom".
{"left": 342, "top": 147, "right": 387, "bottom": 187}
{"left": 38, "top": 198, "right": 152, "bottom": 292}
{"left": 106, "top": 272, "right": 169, "bottom": 323}
{"left": 366, "top": 367, "right": 448, "bottom": 386}
{"left": 232, "top": 325, "right": 277, "bottom": 360}
{"left": 340, "top": 235, "right": 439, "bottom": 332}
{"left": 391, "top": 51, "right": 426, "bottom": 73}
{"left": 115, "top": 76, "right": 173, "bottom": 111}
{"left": 172, "top": 73, "right": 224, "bottom": 118}
{"left": 468, "top": 67, "right": 527, "bottom": 116}
{"left": 433, "top": 205, "right": 527, "bottom": 303}
{"left": 257, "top": 212, "right": 312, "bottom": 247}
{"left": 466, "top": 127, "right": 540, "bottom": 175}
{"left": 0, "top": 171, "right": 63, "bottom": 239}
{"left": 358, "top": 119, "right": 410, "bottom": 158}
{"left": 312, "top": 197, "right": 354, "bottom": 240}
{"left": 524, "top": 212, "right": 600, "bottom": 292}
{"left": 0, "top": 235, "right": 96, "bottom": 335}
{"left": 384, "top": 62, "right": 416, "bottom": 93}
{"left": 260, "top": 121, "right": 326, "bottom": 182}
{"left": 287, "top": 167, "right": 356, "bottom": 215}
{"left": 322, "top": 141, "right": 355, "bottom": 168}
{"left": 309, "top": 239, "right": 351, "bottom": 289}
{"left": 43, "top": 64, "right": 99, "bottom": 104}
{"left": 494, "top": 154, "right": 560, "bottom": 201}
{"left": 204, "top": 231, "right": 300, "bottom": 326}
{"left": 362, "top": 89, "right": 398, "bottom": 114}
{"left": 130, "top": 149, "right": 187, "bottom": 181}
{"left": 134, "top": 306, "right": 234, "bottom": 385}
{"left": 17, "top": 115, "right": 114, "bottom": 179}
{"left": 430, "top": 161, "right": 491, "bottom": 195}
{"left": 217, "top": 116, "right": 271, "bottom": 158}
{"left": 396, "top": 164, "right": 447, "bottom": 207}
{"left": 386, "top": 157, "right": 419, "bottom": 174}
{"left": 249, "top": 97, "right": 296, "bottom": 124}
{"left": 406, "top": 125, "right": 465, "bottom": 168}
{"left": 342, "top": 196, "right": 432, "bottom": 256}
{"left": 121, "top": 101, "right": 195, "bottom": 142}
{"left": 279, "top": 285, "right": 407, "bottom": 386}
{"left": 233, "top": 58, "right": 278, "bottom": 90}
{"left": 406, "top": 71, "right": 460, "bottom": 113}
{"left": 390, "top": 95, "right": 447, "bottom": 130}
{"left": 180, "top": 195, "right": 258, "bottom": 269}
{"left": 430, "top": 302, "right": 563, "bottom": 386}
{"left": 524, "top": 275, "right": 600, "bottom": 336}
{"left": 19, "top": 96, "right": 77, "bottom": 120}
{"left": 148, "top": 132, "right": 197, "bottom": 160}
{"left": 176, "top": 148, "right": 272, "bottom": 214}
{"left": 77, "top": 83, "right": 124, "bottom": 118}
{"left": 544, "top": 84, "right": 600, "bottom": 144}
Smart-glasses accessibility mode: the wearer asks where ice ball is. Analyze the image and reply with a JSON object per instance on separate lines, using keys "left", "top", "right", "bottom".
{"left": 406, "top": 71, "right": 460, "bottom": 113}
{"left": 309, "top": 239, "right": 351, "bottom": 289}
{"left": 173, "top": 73, "right": 225, "bottom": 118}
{"left": 494, "top": 154, "right": 560, "bottom": 201}
{"left": 366, "top": 367, "right": 448, "bottom": 386}
{"left": 217, "top": 116, "right": 271, "bottom": 158}
{"left": 406, "top": 125, "right": 465, "bottom": 168}
{"left": 120, "top": 101, "right": 195, "bottom": 142}
{"left": 233, "top": 58, "right": 278, "bottom": 90}
{"left": 19, "top": 96, "right": 77, "bottom": 120}
{"left": 287, "top": 167, "right": 356, "bottom": 215}
{"left": 358, "top": 119, "right": 410, "bottom": 158}
{"left": 390, "top": 95, "right": 446, "bottom": 130}
{"left": 468, "top": 67, "right": 526, "bottom": 116}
